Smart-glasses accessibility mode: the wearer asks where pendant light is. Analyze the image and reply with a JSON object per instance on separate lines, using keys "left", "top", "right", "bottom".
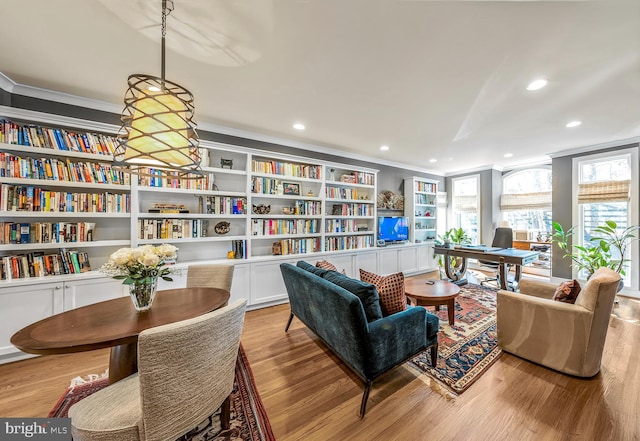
{"left": 113, "top": 0, "right": 202, "bottom": 179}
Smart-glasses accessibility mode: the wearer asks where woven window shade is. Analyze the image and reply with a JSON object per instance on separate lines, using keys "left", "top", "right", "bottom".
{"left": 453, "top": 195, "right": 477, "bottom": 213}
{"left": 437, "top": 192, "right": 448, "bottom": 208}
{"left": 578, "top": 180, "right": 630, "bottom": 203}
{"left": 500, "top": 191, "right": 552, "bottom": 211}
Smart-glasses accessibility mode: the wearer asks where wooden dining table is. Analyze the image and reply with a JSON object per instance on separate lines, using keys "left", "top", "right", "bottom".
{"left": 10, "top": 287, "right": 230, "bottom": 384}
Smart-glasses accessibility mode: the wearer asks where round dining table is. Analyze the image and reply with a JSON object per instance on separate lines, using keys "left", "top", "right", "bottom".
{"left": 11, "top": 287, "right": 229, "bottom": 384}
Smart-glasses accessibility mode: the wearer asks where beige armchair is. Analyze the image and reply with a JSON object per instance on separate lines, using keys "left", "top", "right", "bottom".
{"left": 187, "top": 264, "right": 234, "bottom": 292}
{"left": 497, "top": 267, "right": 620, "bottom": 377}
{"left": 69, "top": 299, "right": 247, "bottom": 441}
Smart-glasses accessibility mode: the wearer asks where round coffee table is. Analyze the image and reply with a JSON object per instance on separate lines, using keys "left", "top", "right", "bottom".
{"left": 405, "top": 279, "right": 461, "bottom": 325}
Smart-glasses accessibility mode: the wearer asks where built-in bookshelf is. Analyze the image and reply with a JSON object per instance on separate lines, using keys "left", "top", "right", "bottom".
{"left": 404, "top": 177, "right": 438, "bottom": 243}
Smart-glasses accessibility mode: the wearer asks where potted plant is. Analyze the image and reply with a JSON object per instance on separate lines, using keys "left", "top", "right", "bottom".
{"left": 434, "top": 228, "right": 471, "bottom": 278}
{"left": 551, "top": 220, "right": 638, "bottom": 282}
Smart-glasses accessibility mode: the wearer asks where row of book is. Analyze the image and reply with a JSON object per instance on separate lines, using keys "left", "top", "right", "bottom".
{"left": 1, "top": 248, "right": 91, "bottom": 280}
{"left": 0, "top": 152, "right": 130, "bottom": 185}
{"left": 330, "top": 203, "right": 374, "bottom": 217}
{"left": 334, "top": 171, "right": 374, "bottom": 186}
{"left": 325, "top": 219, "right": 369, "bottom": 234}
{"left": 325, "top": 235, "right": 375, "bottom": 251}
{"left": 204, "top": 196, "right": 246, "bottom": 215}
{"left": 414, "top": 193, "right": 437, "bottom": 205}
{"left": 230, "top": 240, "right": 246, "bottom": 259}
{"left": 289, "top": 200, "right": 321, "bottom": 216}
{"left": 251, "top": 219, "right": 319, "bottom": 236}
{"left": 252, "top": 159, "right": 322, "bottom": 179}
{"left": 272, "top": 237, "right": 321, "bottom": 255}
{"left": 137, "top": 168, "right": 215, "bottom": 190}
{"left": 251, "top": 177, "right": 289, "bottom": 195}
{"left": 0, "top": 119, "right": 117, "bottom": 156}
{"left": 0, "top": 184, "right": 130, "bottom": 213}
{"left": 138, "top": 219, "right": 210, "bottom": 240}
{"left": 415, "top": 181, "right": 437, "bottom": 193}
{"left": 325, "top": 186, "right": 367, "bottom": 200}
{"left": 0, "top": 222, "right": 95, "bottom": 245}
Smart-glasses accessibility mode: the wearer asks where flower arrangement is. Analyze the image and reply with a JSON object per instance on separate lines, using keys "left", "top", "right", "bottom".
{"left": 100, "top": 244, "right": 178, "bottom": 285}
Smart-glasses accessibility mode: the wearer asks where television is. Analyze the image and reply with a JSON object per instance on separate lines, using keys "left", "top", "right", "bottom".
{"left": 377, "top": 216, "right": 409, "bottom": 243}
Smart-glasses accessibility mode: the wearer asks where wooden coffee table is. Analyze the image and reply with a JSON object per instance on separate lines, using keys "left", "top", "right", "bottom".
{"left": 405, "top": 279, "right": 461, "bottom": 325}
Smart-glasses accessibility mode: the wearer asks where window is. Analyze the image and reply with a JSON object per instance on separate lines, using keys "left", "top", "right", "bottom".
{"left": 451, "top": 175, "right": 479, "bottom": 244}
{"left": 501, "top": 168, "right": 552, "bottom": 235}
{"left": 573, "top": 149, "right": 638, "bottom": 287}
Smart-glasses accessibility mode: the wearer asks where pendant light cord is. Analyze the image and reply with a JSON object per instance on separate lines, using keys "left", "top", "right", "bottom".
{"left": 161, "top": 0, "right": 174, "bottom": 83}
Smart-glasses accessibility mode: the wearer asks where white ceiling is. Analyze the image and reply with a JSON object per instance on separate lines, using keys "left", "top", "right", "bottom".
{"left": 1, "top": 0, "right": 639, "bottom": 175}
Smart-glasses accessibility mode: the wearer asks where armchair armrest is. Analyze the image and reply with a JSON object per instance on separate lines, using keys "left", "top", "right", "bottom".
{"left": 497, "top": 290, "right": 594, "bottom": 376}
{"left": 366, "top": 307, "right": 428, "bottom": 378}
{"left": 517, "top": 279, "right": 558, "bottom": 299}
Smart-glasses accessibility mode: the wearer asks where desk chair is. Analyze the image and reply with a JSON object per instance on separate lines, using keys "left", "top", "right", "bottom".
{"left": 479, "top": 227, "right": 513, "bottom": 289}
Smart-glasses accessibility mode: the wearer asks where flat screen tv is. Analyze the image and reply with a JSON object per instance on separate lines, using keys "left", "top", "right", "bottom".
{"left": 377, "top": 216, "right": 409, "bottom": 243}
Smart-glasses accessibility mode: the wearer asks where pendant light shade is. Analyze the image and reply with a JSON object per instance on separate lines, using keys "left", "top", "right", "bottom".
{"left": 113, "top": 0, "right": 203, "bottom": 179}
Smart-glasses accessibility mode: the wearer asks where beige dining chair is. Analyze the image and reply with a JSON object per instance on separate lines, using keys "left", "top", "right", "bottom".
{"left": 187, "top": 263, "right": 234, "bottom": 293}
{"left": 69, "top": 298, "right": 247, "bottom": 441}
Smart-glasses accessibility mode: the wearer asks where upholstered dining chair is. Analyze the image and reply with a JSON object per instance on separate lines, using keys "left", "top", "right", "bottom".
{"left": 187, "top": 263, "right": 234, "bottom": 293}
{"left": 69, "top": 299, "right": 247, "bottom": 441}
{"left": 496, "top": 267, "right": 620, "bottom": 377}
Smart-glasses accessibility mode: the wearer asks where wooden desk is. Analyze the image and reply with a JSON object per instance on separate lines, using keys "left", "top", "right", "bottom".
{"left": 433, "top": 246, "right": 539, "bottom": 290}
{"left": 11, "top": 287, "right": 229, "bottom": 383}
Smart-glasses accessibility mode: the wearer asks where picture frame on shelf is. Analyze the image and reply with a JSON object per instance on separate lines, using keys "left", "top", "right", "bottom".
{"left": 283, "top": 182, "right": 300, "bottom": 195}
{"left": 220, "top": 158, "right": 233, "bottom": 169}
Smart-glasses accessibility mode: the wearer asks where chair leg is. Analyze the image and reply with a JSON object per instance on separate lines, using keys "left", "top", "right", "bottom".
{"left": 220, "top": 395, "right": 231, "bottom": 430}
{"left": 285, "top": 312, "right": 294, "bottom": 332}
{"left": 430, "top": 343, "right": 438, "bottom": 367}
{"left": 359, "top": 380, "right": 373, "bottom": 418}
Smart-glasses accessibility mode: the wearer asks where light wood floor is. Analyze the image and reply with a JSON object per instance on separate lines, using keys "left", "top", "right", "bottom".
{"left": 2, "top": 272, "right": 640, "bottom": 440}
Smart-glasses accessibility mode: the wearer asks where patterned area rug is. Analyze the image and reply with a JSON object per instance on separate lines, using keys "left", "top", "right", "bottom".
{"left": 49, "top": 345, "right": 275, "bottom": 441}
{"left": 410, "top": 283, "right": 502, "bottom": 395}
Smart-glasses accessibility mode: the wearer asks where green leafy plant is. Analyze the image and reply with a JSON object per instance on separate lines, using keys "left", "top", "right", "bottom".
{"left": 435, "top": 228, "right": 471, "bottom": 269}
{"left": 551, "top": 220, "right": 638, "bottom": 277}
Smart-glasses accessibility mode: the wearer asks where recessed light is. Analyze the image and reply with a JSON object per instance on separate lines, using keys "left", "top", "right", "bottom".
{"left": 380, "top": 145, "right": 390, "bottom": 151}
{"left": 293, "top": 123, "right": 305, "bottom": 131}
{"left": 526, "top": 79, "right": 547, "bottom": 91}
{"left": 566, "top": 121, "right": 582, "bottom": 128}
{"left": 504, "top": 153, "right": 513, "bottom": 158}
{"left": 429, "top": 158, "right": 437, "bottom": 163}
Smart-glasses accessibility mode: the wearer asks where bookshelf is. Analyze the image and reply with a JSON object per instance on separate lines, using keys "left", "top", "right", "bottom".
{"left": 404, "top": 177, "right": 438, "bottom": 244}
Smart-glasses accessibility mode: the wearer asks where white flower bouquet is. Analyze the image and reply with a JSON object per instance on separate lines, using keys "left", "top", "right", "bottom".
{"left": 100, "top": 244, "right": 178, "bottom": 286}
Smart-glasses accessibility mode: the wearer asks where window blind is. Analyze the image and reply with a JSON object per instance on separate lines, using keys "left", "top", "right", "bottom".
{"left": 453, "top": 195, "right": 477, "bottom": 213}
{"left": 500, "top": 191, "right": 552, "bottom": 211}
{"left": 577, "top": 180, "right": 630, "bottom": 203}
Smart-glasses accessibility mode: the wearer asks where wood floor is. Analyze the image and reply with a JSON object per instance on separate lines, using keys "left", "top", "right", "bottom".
{"left": 1, "top": 272, "right": 640, "bottom": 440}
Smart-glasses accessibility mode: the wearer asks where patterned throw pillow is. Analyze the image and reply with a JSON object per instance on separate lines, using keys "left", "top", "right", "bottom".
{"left": 552, "top": 279, "right": 582, "bottom": 304}
{"left": 315, "top": 260, "right": 338, "bottom": 272}
{"left": 359, "top": 269, "right": 407, "bottom": 316}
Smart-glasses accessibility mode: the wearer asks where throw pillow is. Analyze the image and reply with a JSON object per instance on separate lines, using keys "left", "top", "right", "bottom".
{"left": 359, "top": 269, "right": 407, "bottom": 316}
{"left": 322, "top": 270, "right": 383, "bottom": 322}
{"left": 552, "top": 279, "right": 581, "bottom": 304}
{"left": 297, "top": 260, "right": 328, "bottom": 277}
{"left": 316, "top": 260, "right": 347, "bottom": 275}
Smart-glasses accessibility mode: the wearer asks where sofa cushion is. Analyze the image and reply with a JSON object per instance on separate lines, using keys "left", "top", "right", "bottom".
{"left": 359, "top": 269, "right": 407, "bottom": 316}
{"left": 552, "top": 279, "right": 581, "bottom": 304}
{"left": 297, "top": 260, "right": 328, "bottom": 277}
{"left": 316, "top": 259, "right": 347, "bottom": 275}
{"left": 574, "top": 267, "right": 621, "bottom": 311}
{"left": 322, "top": 270, "right": 383, "bottom": 322}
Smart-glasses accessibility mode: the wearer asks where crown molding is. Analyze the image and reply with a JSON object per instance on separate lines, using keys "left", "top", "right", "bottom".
{"left": 548, "top": 136, "right": 640, "bottom": 158}
{"left": 0, "top": 72, "right": 16, "bottom": 93}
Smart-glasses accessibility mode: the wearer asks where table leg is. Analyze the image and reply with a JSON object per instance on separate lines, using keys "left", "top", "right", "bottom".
{"left": 109, "top": 342, "right": 138, "bottom": 384}
{"left": 499, "top": 257, "right": 507, "bottom": 290}
{"left": 444, "top": 256, "right": 468, "bottom": 282}
{"left": 447, "top": 299, "right": 455, "bottom": 325}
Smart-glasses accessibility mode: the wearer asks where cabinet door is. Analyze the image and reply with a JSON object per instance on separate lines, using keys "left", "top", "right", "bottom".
{"left": 250, "top": 260, "right": 293, "bottom": 305}
{"left": 399, "top": 247, "right": 419, "bottom": 274}
{"left": 425, "top": 242, "right": 438, "bottom": 271}
{"left": 355, "top": 250, "right": 379, "bottom": 274}
{"left": 158, "top": 266, "right": 188, "bottom": 291}
{"left": 63, "top": 278, "right": 127, "bottom": 310}
{"left": 230, "top": 263, "right": 250, "bottom": 305}
{"left": 0, "top": 283, "right": 63, "bottom": 357}
{"left": 378, "top": 249, "right": 398, "bottom": 274}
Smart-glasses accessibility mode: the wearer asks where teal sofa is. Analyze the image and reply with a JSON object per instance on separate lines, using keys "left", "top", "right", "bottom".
{"left": 280, "top": 261, "right": 439, "bottom": 417}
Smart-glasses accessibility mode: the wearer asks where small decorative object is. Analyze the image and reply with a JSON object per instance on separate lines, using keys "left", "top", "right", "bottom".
{"left": 252, "top": 204, "right": 271, "bottom": 214}
{"left": 211, "top": 173, "right": 218, "bottom": 191}
{"left": 282, "top": 207, "right": 296, "bottom": 215}
{"left": 272, "top": 241, "right": 282, "bottom": 255}
{"left": 328, "top": 168, "right": 336, "bottom": 181}
{"left": 306, "top": 189, "right": 314, "bottom": 197}
{"left": 100, "top": 244, "right": 178, "bottom": 312}
{"left": 214, "top": 221, "right": 231, "bottom": 235}
{"left": 276, "top": 183, "right": 284, "bottom": 195}
{"left": 340, "top": 174, "right": 356, "bottom": 183}
{"left": 376, "top": 190, "right": 405, "bottom": 210}
{"left": 332, "top": 204, "right": 342, "bottom": 215}
{"left": 227, "top": 251, "right": 235, "bottom": 259}
{"left": 283, "top": 182, "right": 300, "bottom": 195}
{"left": 220, "top": 158, "right": 233, "bottom": 169}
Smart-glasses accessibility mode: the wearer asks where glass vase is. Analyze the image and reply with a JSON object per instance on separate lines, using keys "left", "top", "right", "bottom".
{"left": 129, "top": 276, "right": 158, "bottom": 312}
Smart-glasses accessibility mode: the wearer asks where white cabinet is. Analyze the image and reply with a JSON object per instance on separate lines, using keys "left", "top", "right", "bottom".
{"left": 354, "top": 250, "right": 378, "bottom": 275}
{"left": 379, "top": 248, "right": 399, "bottom": 274}
{"left": 404, "top": 177, "right": 438, "bottom": 244}
{"left": 250, "top": 259, "right": 293, "bottom": 305}
{"left": 230, "top": 263, "right": 250, "bottom": 305}
{"left": 399, "top": 247, "right": 419, "bottom": 273}
{"left": 63, "top": 278, "right": 128, "bottom": 310}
